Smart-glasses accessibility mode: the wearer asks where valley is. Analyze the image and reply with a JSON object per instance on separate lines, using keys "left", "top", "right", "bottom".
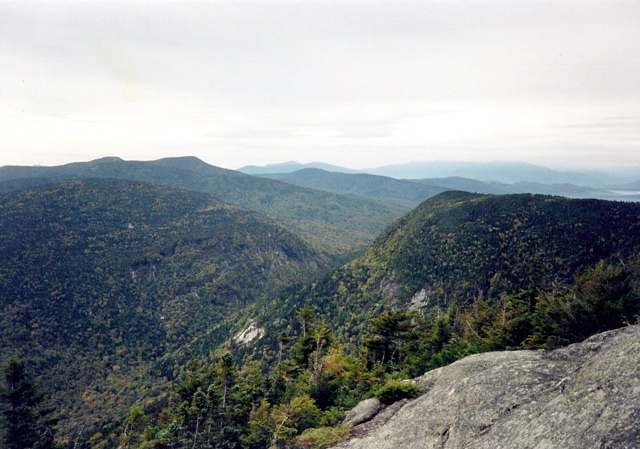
{"left": 1, "top": 158, "right": 639, "bottom": 448}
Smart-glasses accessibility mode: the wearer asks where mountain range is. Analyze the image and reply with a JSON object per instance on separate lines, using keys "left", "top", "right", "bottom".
{"left": 260, "top": 168, "right": 633, "bottom": 208}
{"left": 237, "top": 161, "right": 360, "bottom": 175}
{"left": 238, "top": 159, "right": 640, "bottom": 188}
{"left": 0, "top": 157, "right": 408, "bottom": 263}
{"left": 1, "top": 157, "right": 639, "bottom": 448}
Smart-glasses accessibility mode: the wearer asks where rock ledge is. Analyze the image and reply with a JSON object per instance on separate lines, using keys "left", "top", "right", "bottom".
{"left": 334, "top": 325, "right": 640, "bottom": 449}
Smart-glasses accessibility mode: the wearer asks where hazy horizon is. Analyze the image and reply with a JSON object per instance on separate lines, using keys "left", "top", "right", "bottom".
{"left": 2, "top": 1, "right": 639, "bottom": 170}
{"left": 5, "top": 155, "right": 640, "bottom": 178}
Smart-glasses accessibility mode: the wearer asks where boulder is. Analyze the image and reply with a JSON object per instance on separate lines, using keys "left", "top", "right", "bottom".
{"left": 342, "top": 398, "right": 384, "bottom": 427}
{"left": 333, "top": 325, "right": 640, "bottom": 449}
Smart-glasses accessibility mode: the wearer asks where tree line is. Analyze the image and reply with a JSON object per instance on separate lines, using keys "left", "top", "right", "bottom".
{"left": 29, "top": 253, "right": 636, "bottom": 449}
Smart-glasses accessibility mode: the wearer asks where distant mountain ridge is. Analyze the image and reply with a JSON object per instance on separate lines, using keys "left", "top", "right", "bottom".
{"left": 260, "top": 168, "right": 448, "bottom": 208}
{"left": 259, "top": 168, "right": 638, "bottom": 207}
{"left": 238, "top": 161, "right": 360, "bottom": 175}
{"left": 368, "top": 160, "right": 569, "bottom": 184}
{"left": 240, "top": 159, "right": 640, "bottom": 188}
{"left": 0, "top": 157, "right": 408, "bottom": 261}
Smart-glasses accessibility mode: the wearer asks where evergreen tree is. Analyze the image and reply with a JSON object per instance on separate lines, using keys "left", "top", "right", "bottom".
{"left": 363, "top": 308, "right": 418, "bottom": 371}
{"left": 0, "top": 359, "right": 58, "bottom": 449}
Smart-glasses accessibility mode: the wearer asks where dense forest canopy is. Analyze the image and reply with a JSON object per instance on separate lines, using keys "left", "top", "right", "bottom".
{"left": 0, "top": 179, "right": 329, "bottom": 442}
{"left": 0, "top": 157, "right": 408, "bottom": 262}
{"left": 1, "top": 176, "right": 639, "bottom": 448}
{"left": 246, "top": 192, "right": 640, "bottom": 346}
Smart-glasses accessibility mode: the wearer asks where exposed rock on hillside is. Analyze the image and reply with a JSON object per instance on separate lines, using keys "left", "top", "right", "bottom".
{"left": 232, "top": 320, "right": 265, "bottom": 345}
{"left": 334, "top": 325, "right": 640, "bottom": 449}
{"left": 342, "top": 398, "right": 384, "bottom": 427}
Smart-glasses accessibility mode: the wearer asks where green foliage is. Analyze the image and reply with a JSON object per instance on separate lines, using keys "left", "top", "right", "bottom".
{"left": 262, "top": 168, "right": 446, "bottom": 209}
{"left": 0, "top": 359, "right": 59, "bottom": 449}
{"left": 0, "top": 179, "right": 329, "bottom": 442}
{"left": 0, "top": 156, "right": 408, "bottom": 261}
{"left": 129, "top": 309, "right": 379, "bottom": 449}
{"left": 374, "top": 380, "right": 421, "bottom": 404}
{"left": 571, "top": 260, "right": 636, "bottom": 336}
{"left": 118, "top": 406, "right": 147, "bottom": 449}
{"left": 293, "top": 425, "right": 351, "bottom": 449}
{"left": 272, "top": 395, "right": 322, "bottom": 442}
{"left": 247, "top": 192, "right": 640, "bottom": 367}
{"left": 245, "top": 399, "right": 273, "bottom": 448}
{"left": 3, "top": 180, "right": 640, "bottom": 449}
{"left": 134, "top": 352, "right": 256, "bottom": 449}
{"left": 363, "top": 308, "right": 418, "bottom": 371}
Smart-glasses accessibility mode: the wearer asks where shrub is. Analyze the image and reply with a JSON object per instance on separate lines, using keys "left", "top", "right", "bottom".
{"left": 294, "top": 426, "right": 351, "bottom": 449}
{"left": 374, "top": 380, "right": 420, "bottom": 404}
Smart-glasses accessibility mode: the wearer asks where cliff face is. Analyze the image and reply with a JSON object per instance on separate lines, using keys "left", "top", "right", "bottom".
{"left": 335, "top": 325, "right": 640, "bottom": 449}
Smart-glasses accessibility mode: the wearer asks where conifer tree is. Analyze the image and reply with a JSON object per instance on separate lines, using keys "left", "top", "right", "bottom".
{"left": 0, "top": 359, "right": 58, "bottom": 449}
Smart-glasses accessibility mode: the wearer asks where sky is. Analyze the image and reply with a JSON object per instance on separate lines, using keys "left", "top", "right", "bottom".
{"left": 1, "top": 0, "right": 639, "bottom": 170}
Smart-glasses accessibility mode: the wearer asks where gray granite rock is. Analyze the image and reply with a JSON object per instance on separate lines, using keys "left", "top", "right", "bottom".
{"left": 342, "top": 398, "right": 384, "bottom": 427}
{"left": 334, "top": 325, "right": 640, "bottom": 449}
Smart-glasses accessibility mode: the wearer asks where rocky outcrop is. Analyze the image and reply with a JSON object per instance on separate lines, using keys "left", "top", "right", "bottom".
{"left": 334, "top": 325, "right": 640, "bottom": 449}
{"left": 232, "top": 320, "right": 265, "bottom": 345}
{"left": 342, "top": 398, "right": 384, "bottom": 427}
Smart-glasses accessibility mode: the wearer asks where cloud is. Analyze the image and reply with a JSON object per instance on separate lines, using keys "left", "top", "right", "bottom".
{"left": 1, "top": 1, "right": 639, "bottom": 169}
{"left": 552, "top": 115, "right": 640, "bottom": 129}
{"left": 92, "top": 40, "right": 144, "bottom": 104}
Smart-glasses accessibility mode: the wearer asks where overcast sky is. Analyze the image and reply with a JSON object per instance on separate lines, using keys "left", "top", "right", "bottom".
{"left": 1, "top": 0, "right": 639, "bottom": 170}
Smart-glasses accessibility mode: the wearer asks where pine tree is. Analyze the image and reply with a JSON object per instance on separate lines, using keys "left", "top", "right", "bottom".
{"left": 0, "top": 359, "right": 58, "bottom": 449}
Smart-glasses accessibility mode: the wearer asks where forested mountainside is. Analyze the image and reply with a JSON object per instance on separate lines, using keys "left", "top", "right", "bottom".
{"left": 261, "top": 168, "right": 633, "bottom": 205}
{"left": 3, "top": 186, "right": 640, "bottom": 449}
{"left": 247, "top": 191, "right": 640, "bottom": 348}
{"left": 414, "top": 177, "right": 628, "bottom": 200}
{"left": 96, "top": 192, "right": 640, "bottom": 449}
{"left": 0, "top": 157, "right": 407, "bottom": 261}
{"left": 260, "top": 169, "right": 447, "bottom": 208}
{"left": 0, "top": 179, "right": 331, "bottom": 442}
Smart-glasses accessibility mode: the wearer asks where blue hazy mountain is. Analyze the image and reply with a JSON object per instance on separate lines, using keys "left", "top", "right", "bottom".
{"left": 238, "top": 161, "right": 360, "bottom": 175}
{"left": 241, "top": 160, "right": 640, "bottom": 187}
